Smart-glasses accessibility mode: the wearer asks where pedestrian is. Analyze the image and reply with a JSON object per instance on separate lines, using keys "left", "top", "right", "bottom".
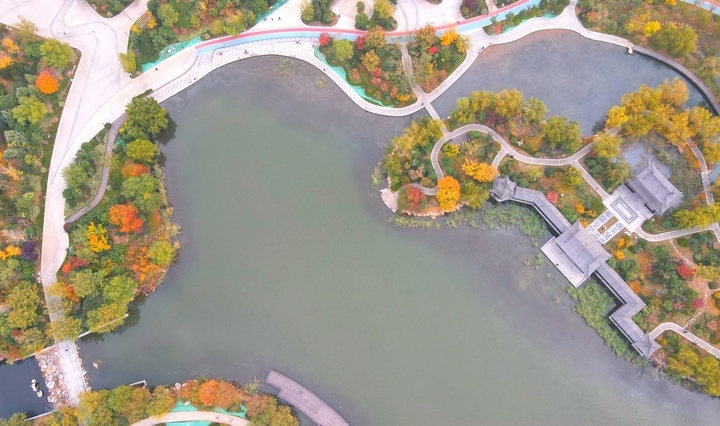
{"left": 278, "top": 17, "right": 281, "bottom": 20}
{"left": 155, "top": 67, "right": 158, "bottom": 71}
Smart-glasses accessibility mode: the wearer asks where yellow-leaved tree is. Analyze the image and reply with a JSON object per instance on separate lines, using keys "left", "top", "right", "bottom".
{"left": 436, "top": 176, "right": 461, "bottom": 211}
{"left": 87, "top": 222, "right": 110, "bottom": 253}
{"left": 462, "top": 159, "right": 498, "bottom": 182}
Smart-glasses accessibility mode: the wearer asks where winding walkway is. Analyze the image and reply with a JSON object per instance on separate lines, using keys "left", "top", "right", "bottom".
{"left": 65, "top": 114, "right": 124, "bottom": 224}
{"left": 130, "top": 411, "right": 249, "bottom": 426}
{"left": 650, "top": 322, "right": 720, "bottom": 359}
{"left": 266, "top": 370, "right": 349, "bottom": 426}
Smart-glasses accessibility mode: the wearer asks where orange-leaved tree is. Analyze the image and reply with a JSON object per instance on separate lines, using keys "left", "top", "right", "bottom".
{"left": 121, "top": 163, "right": 151, "bottom": 179}
{"left": 35, "top": 70, "right": 60, "bottom": 94}
{"left": 436, "top": 176, "right": 461, "bottom": 211}
{"left": 198, "top": 379, "right": 219, "bottom": 407}
{"left": 109, "top": 203, "right": 144, "bottom": 233}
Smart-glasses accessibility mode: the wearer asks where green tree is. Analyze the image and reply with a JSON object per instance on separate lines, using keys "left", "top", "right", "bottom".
{"left": 119, "top": 51, "right": 137, "bottom": 74}
{"left": 15, "top": 328, "right": 48, "bottom": 355}
{"left": 562, "top": 167, "right": 584, "bottom": 189}
{"left": 6, "top": 282, "right": 41, "bottom": 329}
{"left": 122, "top": 174, "right": 161, "bottom": 213}
{"left": 667, "top": 345, "right": 699, "bottom": 377}
{"left": 332, "top": 39, "right": 354, "bottom": 63}
{"left": 649, "top": 23, "right": 697, "bottom": 58}
{"left": 87, "top": 303, "right": 127, "bottom": 333}
{"left": 461, "top": 181, "right": 489, "bottom": 209}
{"left": 542, "top": 115, "right": 582, "bottom": 153}
{"left": 149, "top": 240, "right": 176, "bottom": 267}
{"left": 126, "top": 139, "right": 159, "bottom": 163}
{"left": 122, "top": 97, "right": 169, "bottom": 141}
{"left": 16, "top": 17, "right": 38, "bottom": 44}
{"left": 413, "top": 24, "right": 436, "bottom": 52}
{"left": 40, "top": 39, "right": 74, "bottom": 69}
{"left": 50, "top": 316, "right": 83, "bottom": 341}
{"left": 0, "top": 413, "right": 27, "bottom": 426}
{"left": 157, "top": 4, "right": 179, "bottom": 28}
{"left": 103, "top": 275, "right": 137, "bottom": 305}
{"left": 301, "top": 1, "right": 314, "bottom": 22}
{"left": 492, "top": 89, "right": 524, "bottom": 120}
{"left": 372, "top": 0, "right": 394, "bottom": 20}
{"left": 593, "top": 132, "right": 622, "bottom": 160}
{"left": 526, "top": 165, "right": 543, "bottom": 182}
{"left": 70, "top": 269, "right": 105, "bottom": 299}
{"left": 11, "top": 96, "right": 46, "bottom": 125}
{"left": 450, "top": 97, "right": 474, "bottom": 126}
{"left": 63, "top": 162, "right": 89, "bottom": 190}
{"left": 107, "top": 385, "right": 151, "bottom": 422}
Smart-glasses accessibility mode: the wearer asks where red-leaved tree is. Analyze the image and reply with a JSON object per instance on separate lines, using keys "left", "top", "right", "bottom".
{"left": 676, "top": 263, "right": 696, "bottom": 279}
{"left": 109, "top": 203, "right": 144, "bottom": 233}
{"left": 319, "top": 33, "right": 331, "bottom": 46}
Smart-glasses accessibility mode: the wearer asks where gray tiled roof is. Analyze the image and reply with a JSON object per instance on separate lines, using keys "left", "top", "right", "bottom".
{"left": 628, "top": 162, "right": 683, "bottom": 215}
{"left": 555, "top": 222, "right": 612, "bottom": 276}
{"left": 490, "top": 175, "right": 517, "bottom": 202}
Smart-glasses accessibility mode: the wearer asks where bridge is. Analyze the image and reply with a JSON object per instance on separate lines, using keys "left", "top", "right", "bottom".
{"left": 266, "top": 370, "right": 349, "bottom": 426}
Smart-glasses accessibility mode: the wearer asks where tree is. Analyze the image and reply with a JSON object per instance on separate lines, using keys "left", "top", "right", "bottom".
{"left": 40, "top": 39, "right": 74, "bottom": 69}
{"left": 689, "top": 106, "right": 720, "bottom": 144}
{"left": 364, "top": 26, "right": 386, "bottom": 50}
{"left": 86, "top": 222, "right": 111, "bottom": 253}
{"left": 318, "top": 32, "right": 331, "bottom": 47}
{"left": 119, "top": 51, "right": 137, "bottom": 74}
{"left": 526, "top": 165, "right": 543, "bottom": 182}
{"left": 667, "top": 345, "right": 699, "bottom": 377}
{"left": 16, "top": 17, "right": 38, "bottom": 44}
{"left": 436, "top": 176, "right": 461, "bottom": 211}
{"left": 109, "top": 203, "right": 144, "bottom": 233}
{"left": 122, "top": 174, "right": 161, "bottom": 213}
{"left": 149, "top": 240, "right": 176, "bottom": 267}
{"left": 11, "top": 96, "right": 46, "bottom": 124}
{"left": 372, "top": 0, "right": 394, "bottom": 20}
{"left": 50, "top": 316, "right": 83, "bottom": 340}
{"left": 355, "top": 12, "right": 369, "bottom": 30}
{"left": 593, "top": 132, "right": 622, "bottom": 159}
{"left": 643, "top": 21, "right": 661, "bottom": 37}
{"left": 461, "top": 181, "right": 489, "bottom": 209}
{"left": 157, "top": 4, "right": 179, "bottom": 28}
{"left": 35, "top": 70, "right": 59, "bottom": 94}
{"left": 302, "top": 1, "right": 315, "bottom": 23}
{"left": 450, "top": 97, "right": 474, "bottom": 125}
{"left": 6, "top": 282, "right": 41, "bottom": 329}
{"left": 649, "top": 23, "right": 697, "bottom": 58}
{"left": 361, "top": 50, "right": 380, "bottom": 71}
{"left": 414, "top": 24, "right": 436, "bottom": 52}
{"left": 271, "top": 405, "right": 299, "bottom": 426}
{"left": 146, "top": 386, "right": 176, "bottom": 416}
{"left": 87, "top": 303, "right": 127, "bottom": 333}
{"left": 462, "top": 159, "right": 497, "bottom": 182}
{"left": 126, "top": 139, "right": 159, "bottom": 163}
{"left": 122, "top": 97, "right": 169, "bottom": 141}
{"left": 103, "top": 275, "right": 137, "bottom": 305}
{"left": 605, "top": 105, "right": 628, "bottom": 129}
{"left": 70, "top": 269, "right": 105, "bottom": 298}
{"left": 199, "top": 379, "right": 220, "bottom": 407}
{"left": 78, "top": 390, "right": 115, "bottom": 426}
{"left": 332, "top": 39, "right": 353, "bottom": 63}
{"left": 492, "top": 89, "right": 524, "bottom": 120}
{"left": 562, "top": 167, "right": 584, "bottom": 189}
{"left": 542, "top": 115, "right": 582, "bottom": 153}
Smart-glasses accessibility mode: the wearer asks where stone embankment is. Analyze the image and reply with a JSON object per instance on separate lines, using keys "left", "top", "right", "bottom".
{"left": 36, "top": 347, "right": 72, "bottom": 408}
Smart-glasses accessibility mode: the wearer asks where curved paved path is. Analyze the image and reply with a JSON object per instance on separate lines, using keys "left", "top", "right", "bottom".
{"left": 65, "top": 114, "right": 124, "bottom": 224}
{"left": 130, "top": 411, "right": 249, "bottom": 426}
{"left": 650, "top": 322, "right": 720, "bottom": 359}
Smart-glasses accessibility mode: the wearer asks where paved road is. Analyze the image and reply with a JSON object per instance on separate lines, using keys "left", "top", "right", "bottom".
{"left": 650, "top": 322, "right": 720, "bottom": 359}
{"left": 65, "top": 115, "right": 125, "bottom": 224}
{"left": 130, "top": 411, "right": 249, "bottom": 426}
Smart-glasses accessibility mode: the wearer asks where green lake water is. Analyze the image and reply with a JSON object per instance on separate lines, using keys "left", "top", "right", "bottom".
{"left": 74, "top": 32, "right": 720, "bottom": 425}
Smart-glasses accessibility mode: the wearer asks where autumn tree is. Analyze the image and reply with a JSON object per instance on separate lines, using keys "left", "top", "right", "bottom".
{"left": 440, "top": 27, "right": 458, "bottom": 46}
{"left": 35, "top": 70, "right": 60, "bottom": 94}
{"left": 593, "top": 132, "right": 622, "bottom": 159}
{"left": 462, "top": 159, "right": 498, "bottom": 182}
{"left": 413, "top": 24, "right": 436, "bottom": 52}
{"left": 364, "top": 26, "right": 387, "bottom": 50}
{"left": 87, "top": 222, "right": 111, "bottom": 253}
{"left": 107, "top": 385, "right": 151, "bottom": 423}
{"left": 146, "top": 386, "right": 176, "bottom": 416}
{"left": 397, "top": 185, "right": 426, "bottom": 212}
{"left": 605, "top": 105, "right": 628, "bottom": 129}
{"left": 361, "top": 50, "right": 380, "bottom": 71}
{"left": 40, "top": 39, "right": 74, "bottom": 69}
{"left": 109, "top": 203, "right": 144, "bottom": 233}
{"left": 70, "top": 269, "right": 105, "bottom": 298}
{"left": 122, "top": 97, "right": 169, "bottom": 141}
{"left": 198, "top": 379, "right": 220, "bottom": 407}
{"left": 78, "top": 390, "right": 115, "bottom": 426}
{"left": 493, "top": 89, "right": 524, "bottom": 120}
{"left": 436, "top": 176, "right": 461, "bottom": 211}
{"left": 214, "top": 381, "right": 242, "bottom": 409}
{"left": 562, "top": 167, "right": 584, "bottom": 189}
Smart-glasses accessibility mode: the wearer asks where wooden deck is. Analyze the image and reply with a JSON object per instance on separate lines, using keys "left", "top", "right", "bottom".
{"left": 266, "top": 370, "right": 349, "bottom": 426}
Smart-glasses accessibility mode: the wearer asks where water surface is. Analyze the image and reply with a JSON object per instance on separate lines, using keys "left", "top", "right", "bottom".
{"left": 74, "top": 40, "right": 720, "bottom": 425}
